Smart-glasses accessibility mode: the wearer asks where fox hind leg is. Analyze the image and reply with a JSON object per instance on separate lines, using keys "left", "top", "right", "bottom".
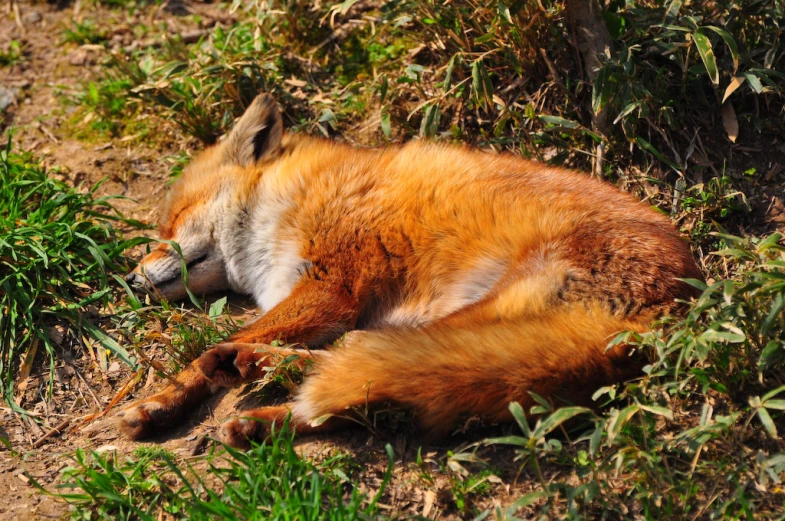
{"left": 117, "top": 344, "right": 322, "bottom": 440}
{"left": 219, "top": 403, "right": 351, "bottom": 448}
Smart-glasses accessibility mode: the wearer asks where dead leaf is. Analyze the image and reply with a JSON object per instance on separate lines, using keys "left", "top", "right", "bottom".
{"left": 722, "top": 76, "right": 746, "bottom": 104}
{"left": 284, "top": 77, "right": 308, "bottom": 88}
{"left": 310, "top": 93, "right": 334, "bottom": 104}
{"left": 721, "top": 103, "right": 739, "bottom": 143}
{"left": 422, "top": 490, "right": 435, "bottom": 518}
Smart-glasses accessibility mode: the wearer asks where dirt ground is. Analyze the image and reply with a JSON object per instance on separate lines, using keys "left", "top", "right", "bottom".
{"left": 2, "top": 2, "right": 785, "bottom": 520}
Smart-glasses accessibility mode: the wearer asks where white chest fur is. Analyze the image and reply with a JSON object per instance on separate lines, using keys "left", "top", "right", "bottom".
{"left": 223, "top": 197, "right": 309, "bottom": 313}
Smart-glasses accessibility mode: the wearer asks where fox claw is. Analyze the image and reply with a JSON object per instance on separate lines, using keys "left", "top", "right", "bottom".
{"left": 219, "top": 416, "right": 269, "bottom": 449}
{"left": 198, "top": 344, "right": 261, "bottom": 385}
{"left": 116, "top": 400, "right": 167, "bottom": 440}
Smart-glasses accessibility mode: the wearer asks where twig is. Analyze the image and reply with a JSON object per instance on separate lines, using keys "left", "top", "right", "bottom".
{"left": 71, "top": 367, "right": 145, "bottom": 432}
{"left": 12, "top": 1, "right": 25, "bottom": 35}
{"left": 65, "top": 359, "right": 102, "bottom": 410}
{"left": 34, "top": 121, "right": 61, "bottom": 145}
{"left": 32, "top": 418, "right": 70, "bottom": 448}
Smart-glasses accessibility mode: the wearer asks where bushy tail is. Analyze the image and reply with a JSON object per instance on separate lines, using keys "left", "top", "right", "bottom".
{"left": 292, "top": 305, "right": 648, "bottom": 434}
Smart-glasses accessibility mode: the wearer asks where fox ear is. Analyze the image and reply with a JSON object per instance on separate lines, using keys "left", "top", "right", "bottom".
{"left": 224, "top": 93, "right": 283, "bottom": 167}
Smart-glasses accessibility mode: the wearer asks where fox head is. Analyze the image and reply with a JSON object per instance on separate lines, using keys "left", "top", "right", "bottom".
{"left": 126, "top": 93, "right": 284, "bottom": 301}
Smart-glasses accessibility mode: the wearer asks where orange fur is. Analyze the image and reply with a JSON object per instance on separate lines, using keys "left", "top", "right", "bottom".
{"left": 118, "top": 94, "right": 701, "bottom": 447}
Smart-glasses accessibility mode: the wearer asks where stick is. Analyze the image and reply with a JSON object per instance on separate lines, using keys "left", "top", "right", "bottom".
{"left": 32, "top": 418, "right": 70, "bottom": 448}
{"left": 71, "top": 367, "right": 145, "bottom": 432}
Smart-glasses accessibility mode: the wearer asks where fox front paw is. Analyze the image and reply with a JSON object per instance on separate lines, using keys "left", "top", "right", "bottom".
{"left": 116, "top": 400, "right": 168, "bottom": 440}
{"left": 219, "top": 416, "right": 270, "bottom": 449}
{"left": 198, "top": 344, "right": 262, "bottom": 386}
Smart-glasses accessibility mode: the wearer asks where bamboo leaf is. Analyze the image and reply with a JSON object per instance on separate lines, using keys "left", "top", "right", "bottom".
{"left": 533, "top": 406, "right": 591, "bottom": 439}
{"left": 508, "top": 401, "right": 531, "bottom": 437}
{"left": 757, "top": 233, "right": 783, "bottom": 253}
{"left": 722, "top": 76, "right": 745, "bottom": 103}
{"left": 721, "top": 102, "right": 738, "bottom": 143}
{"left": 471, "top": 60, "right": 493, "bottom": 109}
{"left": 701, "top": 329, "right": 746, "bottom": 343}
{"left": 636, "top": 137, "right": 681, "bottom": 170}
{"left": 607, "top": 405, "right": 640, "bottom": 443}
{"left": 638, "top": 403, "right": 674, "bottom": 420}
{"left": 692, "top": 31, "right": 718, "bottom": 84}
{"left": 761, "top": 293, "right": 784, "bottom": 337}
{"left": 743, "top": 72, "right": 764, "bottom": 93}
{"left": 703, "top": 25, "right": 739, "bottom": 72}
{"left": 757, "top": 407, "right": 778, "bottom": 439}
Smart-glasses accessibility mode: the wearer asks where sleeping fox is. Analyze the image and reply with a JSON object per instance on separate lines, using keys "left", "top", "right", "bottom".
{"left": 118, "top": 93, "right": 701, "bottom": 448}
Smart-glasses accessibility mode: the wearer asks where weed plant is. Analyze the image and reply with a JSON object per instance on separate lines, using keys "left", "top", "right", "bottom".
{"left": 0, "top": 40, "right": 25, "bottom": 67}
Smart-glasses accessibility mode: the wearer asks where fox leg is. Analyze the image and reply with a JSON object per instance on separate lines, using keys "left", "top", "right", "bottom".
{"left": 116, "top": 280, "right": 359, "bottom": 440}
{"left": 219, "top": 403, "right": 351, "bottom": 449}
{"left": 116, "top": 345, "right": 323, "bottom": 440}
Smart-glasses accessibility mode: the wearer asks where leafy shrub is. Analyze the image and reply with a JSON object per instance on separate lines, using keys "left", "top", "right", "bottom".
{"left": 73, "top": 1, "right": 784, "bottom": 206}
{"left": 593, "top": 0, "right": 785, "bottom": 168}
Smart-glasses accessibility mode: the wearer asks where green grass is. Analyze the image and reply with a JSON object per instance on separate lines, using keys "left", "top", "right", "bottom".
{"left": 65, "top": 1, "right": 421, "bottom": 143}
{"left": 448, "top": 466, "right": 501, "bottom": 514}
{"left": 0, "top": 139, "right": 144, "bottom": 411}
{"left": 62, "top": 19, "right": 109, "bottom": 45}
{"left": 0, "top": 40, "right": 25, "bottom": 67}
{"left": 51, "top": 425, "right": 393, "bottom": 521}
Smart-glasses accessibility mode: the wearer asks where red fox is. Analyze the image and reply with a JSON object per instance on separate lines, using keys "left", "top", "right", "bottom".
{"left": 118, "top": 93, "right": 701, "bottom": 447}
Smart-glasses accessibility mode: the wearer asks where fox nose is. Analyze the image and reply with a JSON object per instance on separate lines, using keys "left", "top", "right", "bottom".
{"left": 125, "top": 271, "right": 142, "bottom": 284}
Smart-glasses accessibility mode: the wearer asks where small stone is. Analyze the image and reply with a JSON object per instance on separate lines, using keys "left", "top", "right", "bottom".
{"left": 48, "top": 324, "right": 67, "bottom": 345}
{"left": 68, "top": 50, "right": 88, "bottom": 66}
{"left": 22, "top": 11, "right": 41, "bottom": 24}
{"left": 0, "top": 85, "right": 17, "bottom": 112}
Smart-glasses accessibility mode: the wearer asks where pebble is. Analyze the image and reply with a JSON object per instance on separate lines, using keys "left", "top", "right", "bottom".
{"left": 22, "top": 11, "right": 42, "bottom": 24}
{"left": 0, "top": 85, "right": 16, "bottom": 112}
